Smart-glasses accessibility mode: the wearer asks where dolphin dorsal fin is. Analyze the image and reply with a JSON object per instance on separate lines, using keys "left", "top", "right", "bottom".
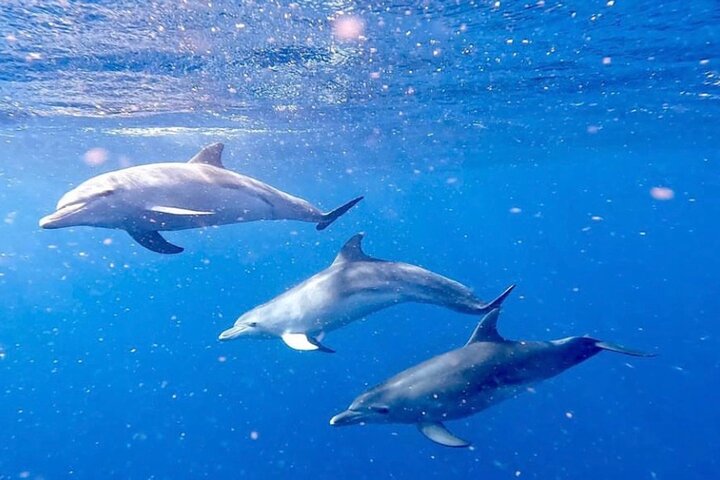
{"left": 465, "top": 309, "right": 503, "bottom": 345}
{"left": 188, "top": 143, "right": 225, "bottom": 168}
{"left": 331, "top": 233, "right": 375, "bottom": 266}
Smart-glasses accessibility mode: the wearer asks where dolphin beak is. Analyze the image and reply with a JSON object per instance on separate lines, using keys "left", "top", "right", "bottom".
{"left": 329, "top": 409, "right": 365, "bottom": 427}
{"left": 39, "top": 202, "right": 86, "bottom": 229}
{"left": 218, "top": 324, "right": 250, "bottom": 341}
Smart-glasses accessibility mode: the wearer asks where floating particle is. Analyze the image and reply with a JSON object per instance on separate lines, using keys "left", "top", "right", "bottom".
{"left": 587, "top": 125, "right": 601, "bottom": 134}
{"left": 591, "top": 215, "right": 603, "bottom": 222}
{"left": 369, "top": 71, "right": 381, "bottom": 79}
{"left": 0, "top": 346, "right": 6, "bottom": 361}
{"left": 650, "top": 186, "right": 674, "bottom": 201}
{"left": 602, "top": 56, "right": 612, "bottom": 65}
{"left": 217, "top": 356, "right": 227, "bottom": 363}
{"left": 332, "top": 15, "right": 364, "bottom": 42}
{"left": 565, "top": 411, "right": 574, "bottom": 419}
{"left": 699, "top": 59, "right": 709, "bottom": 65}
{"left": 103, "top": 238, "right": 113, "bottom": 246}
{"left": 83, "top": 147, "right": 109, "bottom": 166}
{"left": 509, "top": 207, "right": 522, "bottom": 214}
{"left": 446, "top": 177, "right": 458, "bottom": 185}
{"left": 25, "top": 52, "right": 42, "bottom": 62}
{"left": 250, "top": 430, "right": 259, "bottom": 440}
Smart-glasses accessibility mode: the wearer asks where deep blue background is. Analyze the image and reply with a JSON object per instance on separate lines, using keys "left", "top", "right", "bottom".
{"left": 0, "top": 1, "right": 718, "bottom": 479}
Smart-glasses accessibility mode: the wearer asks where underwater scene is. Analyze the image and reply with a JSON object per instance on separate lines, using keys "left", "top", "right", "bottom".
{"left": 0, "top": 1, "right": 718, "bottom": 479}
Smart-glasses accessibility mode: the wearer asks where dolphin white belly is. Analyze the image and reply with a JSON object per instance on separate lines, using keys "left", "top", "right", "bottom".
{"left": 260, "top": 284, "right": 399, "bottom": 336}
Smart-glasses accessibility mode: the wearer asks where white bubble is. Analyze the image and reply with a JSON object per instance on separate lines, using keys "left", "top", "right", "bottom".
{"left": 332, "top": 15, "right": 365, "bottom": 42}
{"left": 83, "top": 147, "right": 109, "bottom": 166}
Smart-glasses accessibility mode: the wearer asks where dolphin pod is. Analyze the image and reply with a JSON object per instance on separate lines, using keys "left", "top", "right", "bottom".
{"left": 330, "top": 309, "right": 654, "bottom": 447}
{"left": 39, "top": 143, "right": 363, "bottom": 253}
{"left": 39, "top": 143, "right": 653, "bottom": 450}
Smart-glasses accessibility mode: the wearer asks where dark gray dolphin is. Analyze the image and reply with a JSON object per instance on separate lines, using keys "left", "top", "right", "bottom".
{"left": 39, "top": 143, "right": 363, "bottom": 253}
{"left": 219, "top": 233, "right": 515, "bottom": 352}
{"left": 330, "top": 309, "right": 654, "bottom": 447}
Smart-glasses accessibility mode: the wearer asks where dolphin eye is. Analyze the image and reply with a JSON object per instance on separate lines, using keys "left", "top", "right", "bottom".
{"left": 371, "top": 406, "right": 390, "bottom": 414}
{"left": 248, "top": 322, "right": 258, "bottom": 327}
{"left": 97, "top": 190, "right": 114, "bottom": 198}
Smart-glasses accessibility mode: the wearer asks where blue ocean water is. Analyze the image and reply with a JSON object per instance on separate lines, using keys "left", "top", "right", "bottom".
{"left": 0, "top": 1, "right": 718, "bottom": 478}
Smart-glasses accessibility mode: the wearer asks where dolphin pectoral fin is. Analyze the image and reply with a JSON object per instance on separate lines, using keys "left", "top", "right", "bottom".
{"left": 479, "top": 284, "right": 516, "bottom": 312}
{"left": 127, "top": 230, "right": 184, "bottom": 254}
{"left": 149, "top": 206, "right": 215, "bottom": 216}
{"left": 596, "top": 341, "right": 656, "bottom": 357}
{"left": 316, "top": 196, "right": 364, "bottom": 231}
{"left": 281, "top": 333, "right": 335, "bottom": 353}
{"left": 417, "top": 422, "right": 470, "bottom": 448}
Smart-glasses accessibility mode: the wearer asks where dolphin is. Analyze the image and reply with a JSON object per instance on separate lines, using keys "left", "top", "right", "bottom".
{"left": 330, "top": 309, "right": 654, "bottom": 447}
{"left": 39, "top": 143, "right": 363, "bottom": 254}
{"left": 218, "top": 233, "right": 515, "bottom": 352}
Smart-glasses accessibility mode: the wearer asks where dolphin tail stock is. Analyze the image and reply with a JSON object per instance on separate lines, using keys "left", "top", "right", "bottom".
{"left": 595, "top": 341, "right": 656, "bottom": 357}
{"left": 127, "top": 230, "right": 184, "bottom": 254}
{"left": 316, "top": 196, "right": 364, "bottom": 231}
{"left": 477, "top": 284, "right": 516, "bottom": 313}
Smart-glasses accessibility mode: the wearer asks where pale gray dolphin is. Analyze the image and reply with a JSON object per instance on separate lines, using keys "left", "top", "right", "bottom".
{"left": 218, "top": 233, "right": 515, "bottom": 352}
{"left": 39, "top": 143, "right": 363, "bottom": 253}
{"left": 330, "top": 309, "right": 654, "bottom": 447}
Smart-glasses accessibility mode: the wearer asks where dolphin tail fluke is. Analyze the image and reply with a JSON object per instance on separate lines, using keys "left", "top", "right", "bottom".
{"left": 418, "top": 422, "right": 470, "bottom": 448}
{"left": 316, "top": 196, "right": 364, "bottom": 231}
{"left": 127, "top": 230, "right": 184, "bottom": 254}
{"left": 596, "top": 341, "right": 656, "bottom": 357}
{"left": 479, "top": 284, "right": 516, "bottom": 312}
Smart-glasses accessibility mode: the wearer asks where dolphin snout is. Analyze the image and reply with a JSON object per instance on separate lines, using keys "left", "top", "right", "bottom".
{"left": 329, "top": 409, "right": 365, "bottom": 427}
{"left": 218, "top": 324, "right": 250, "bottom": 341}
{"left": 38, "top": 214, "right": 56, "bottom": 229}
{"left": 39, "top": 211, "right": 66, "bottom": 229}
{"left": 39, "top": 203, "right": 86, "bottom": 229}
